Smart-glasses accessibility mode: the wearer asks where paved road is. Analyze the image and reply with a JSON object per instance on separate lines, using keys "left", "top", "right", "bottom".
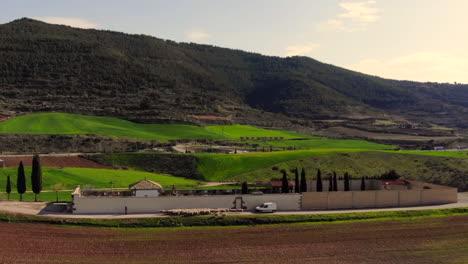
{"left": 1, "top": 193, "right": 467, "bottom": 219}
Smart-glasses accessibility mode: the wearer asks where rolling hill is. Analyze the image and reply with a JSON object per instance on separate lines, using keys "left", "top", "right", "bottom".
{"left": 0, "top": 112, "right": 309, "bottom": 140}
{"left": 1, "top": 18, "right": 468, "bottom": 128}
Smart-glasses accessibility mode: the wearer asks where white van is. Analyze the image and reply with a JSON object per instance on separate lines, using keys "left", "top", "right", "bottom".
{"left": 255, "top": 202, "right": 277, "bottom": 213}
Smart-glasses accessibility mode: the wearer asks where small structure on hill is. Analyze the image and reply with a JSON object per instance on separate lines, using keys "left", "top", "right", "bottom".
{"left": 269, "top": 180, "right": 295, "bottom": 193}
{"left": 129, "top": 179, "right": 163, "bottom": 197}
{"left": 382, "top": 179, "right": 410, "bottom": 190}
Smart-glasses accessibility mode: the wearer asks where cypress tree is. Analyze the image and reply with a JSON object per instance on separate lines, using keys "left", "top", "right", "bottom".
{"left": 6, "top": 175, "right": 11, "bottom": 201}
{"left": 361, "top": 177, "right": 366, "bottom": 191}
{"left": 316, "top": 169, "right": 322, "bottom": 192}
{"left": 333, "top": 171, "right": 338, "bottom": 191}
{"left": 31, "top": 154, "right": 43, "bottom": 202}
{"left": 294, "top": 168, "right": 300, "bottom": 193}
{"left": 281, "top": 170, "right": 289, "bottom": 193}
{"left": 17, "top": 161, "right": 26, "bottom": 202}
{"left": 300, "top": 168, "right": 307, "bottom": 192}
{"left": 328, "top": 175, "right": 333, "bottom": 192}
{"left": 344, "top": 172, "right": 350, "bottom": 191}
{"left": 241, "top": 181, "right": 248, "bottom": 194}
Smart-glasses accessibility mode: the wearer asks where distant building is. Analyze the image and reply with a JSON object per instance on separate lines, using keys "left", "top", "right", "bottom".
{"left": 269, "top": 180, "right": 295, "bottom": 193}
{"left": 129, "top": 179, "right": 163, "bottom": 197}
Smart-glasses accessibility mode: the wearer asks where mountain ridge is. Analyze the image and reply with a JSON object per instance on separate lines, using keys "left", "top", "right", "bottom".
{"left": 1, "top": 18, "right": 468, "bottom": 129}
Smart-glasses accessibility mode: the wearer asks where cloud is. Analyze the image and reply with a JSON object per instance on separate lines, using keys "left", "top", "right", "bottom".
{"left": 346, "top": 51, "right": 468, "bottom": 83}
{"left": 33, "top": 17, "right": 98, "bottom": 29}
{"left": 285, "top": 43, "right": 320, "bottom": 57}
{"left": 319, "top": 1, "right": 380, "bottom": 32}
{"left": 186, "top": 30, "right": 211, "bottom": 42}
{"left": 338, "top": 1, "right": 380, "bottom": 23}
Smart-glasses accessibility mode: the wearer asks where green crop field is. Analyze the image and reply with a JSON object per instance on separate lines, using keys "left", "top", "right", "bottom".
{"left": 0, "top": 167, "right": 200, "bottom": 191}
{"left": 0, "top": 113, "right": 310, "bottom": 141}
{"left": 0, "top": 113, "right": 223, "bottom": 140}
{"left": 204, "top": 125, "right": 311, "bottom": 139}
{"left": 246, "top": 138, "right": 394, "bottom": 150}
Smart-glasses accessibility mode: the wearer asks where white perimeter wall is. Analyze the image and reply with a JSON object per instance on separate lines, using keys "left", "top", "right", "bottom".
{"left": 73, "top": 194, "right": 301, "bottom": 214}
{"left": 302, "top": 188, "right": 457, "bottom": 210}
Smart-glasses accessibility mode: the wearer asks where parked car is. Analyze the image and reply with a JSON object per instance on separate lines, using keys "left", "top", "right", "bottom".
{"left": 255, "top": 202, "right": 277, "bottom": 213}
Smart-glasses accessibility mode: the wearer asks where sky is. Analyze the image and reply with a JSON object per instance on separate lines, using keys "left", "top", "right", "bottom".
{"left": 1, "top": 0, "right": 468, "bottom": 83}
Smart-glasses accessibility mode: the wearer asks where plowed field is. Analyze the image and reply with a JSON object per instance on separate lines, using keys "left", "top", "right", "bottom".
{"left": 1, "top": 215, "right": 467, "bottom": 263}
{"left": 0, "top": 155, "right": 111, "bottom": 169}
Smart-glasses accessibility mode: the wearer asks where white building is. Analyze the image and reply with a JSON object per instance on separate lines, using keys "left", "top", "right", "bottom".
{"left": 129, "top": 179, "right": 163, "bottom": 197}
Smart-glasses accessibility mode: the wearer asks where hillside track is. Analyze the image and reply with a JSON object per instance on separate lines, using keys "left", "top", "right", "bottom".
{"left": 0, "top": 154, "right": 111, "bottom": 169}
{"left": 0, "top": 216, "right": 467, "bottom": 263}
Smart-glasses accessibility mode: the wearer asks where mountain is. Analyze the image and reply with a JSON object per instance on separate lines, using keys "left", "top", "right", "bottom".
{"left": 1, "top": 18, "right": 468, "bottom": 128}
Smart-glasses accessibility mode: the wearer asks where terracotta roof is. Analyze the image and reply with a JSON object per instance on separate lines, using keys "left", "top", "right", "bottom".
{"left": 383, "top": 179, "right": 410, "bottom": 186}
{"left": 270, "top": 180, "right": 295, "bottom": 187}
{"left": 129, "top": 179, "right": 163, "bottom": 190}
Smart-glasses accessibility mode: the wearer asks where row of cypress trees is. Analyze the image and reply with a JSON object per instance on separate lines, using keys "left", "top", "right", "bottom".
{"left": 280, "top": 168, "right": 308, "bottom": 193}
{"left": 278, "top": 168, "right": 367, "bottom": 193}
{"left": 4, "top": 155, "right": 43, "bottom": 202}
{"left": 319, "top": 169, "right": 366, "bottom": 192}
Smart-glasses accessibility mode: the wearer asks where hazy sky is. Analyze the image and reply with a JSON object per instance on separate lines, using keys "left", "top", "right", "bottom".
{"left": 2, "top": 0, "right": 468, "bottom": 83}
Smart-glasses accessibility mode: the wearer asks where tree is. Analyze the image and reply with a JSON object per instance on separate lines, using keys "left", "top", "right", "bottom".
{"left": 333, "top": 171, "right": 338, "bottom": 191}
{"left": 281, "top": 170, "right": 289, "bottom": 193}
{"left": 52, "top": 183, "right": 65, "bottom": 202}
{"left": 31, "top": 154, "right": 43, "bottom": 202}
{"left": 17, "top": 161, "right": 26, "bottom": 202}
{"left": 300, "top": 168, "right": 307, "bottom": 192}
{"left": 316, "top": 169, "right": 323, "bottom": 192}
{"left": 241, "top": 181, "right": 248, "bottom": 194}
{"left": 344, "top": 172, "right": 350, "bottom": 191}
{"left": 361, "top": 177, "right": 366, "bottom": 191}
{"left": 328, "top": 175, "right": 333, "bottom": 192}
{"left": 294, "top": 168, "right": 300, "bottom": 193}
{"left": 6, "top": 175, "right": 11, "bottom": 201}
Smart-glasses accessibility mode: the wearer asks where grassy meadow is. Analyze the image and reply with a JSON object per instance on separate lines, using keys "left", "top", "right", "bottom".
{"left": 0, "top": 167, "right": 200, "bottom": 191}
{"left": 194, "top": 149, "right": 369, "bottom": 181}
{"left": 246, "top": 138, "right": 394, "bottom": 150}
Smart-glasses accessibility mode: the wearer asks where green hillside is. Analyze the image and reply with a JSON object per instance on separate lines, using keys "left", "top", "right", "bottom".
{"left": 0, "top": 167, "right": 200, "bottom": 190}
{"left": 0, "top": 113, "right": 307, "bottom": 141}
{"left": 233, "top": 151, "right": 468, "bottom": 191}
{"left": 246, "top": 138, "right": 394, "bottom": 150}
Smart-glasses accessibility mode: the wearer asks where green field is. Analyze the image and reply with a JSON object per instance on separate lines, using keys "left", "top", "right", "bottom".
{"left": 195, "top": 149, "right": 368, "bottom": 181}
{"left": 0, "top": 167, "right": 200, "bottom": 190}
{"left": 204, "top": 125, "right": 311, "bottom": 139}
{"left": 0, "top": 113, "right": 310, "bottom": 141}
{"left": 246, "top": 138, "right": 394, "bottom": 150}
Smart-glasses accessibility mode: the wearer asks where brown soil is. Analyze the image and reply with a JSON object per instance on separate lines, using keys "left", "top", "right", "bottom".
{"left": 0, "top": 216, "right": 467, "bottom": 263}
{"left": 0, "top": 155, "right": 111, "bottom": 169}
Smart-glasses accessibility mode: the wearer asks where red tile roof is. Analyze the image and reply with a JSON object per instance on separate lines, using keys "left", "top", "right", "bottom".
{"left": 270, "top": 180, "right": 295, "bottom": 187}
{"left": 383, "top": 179, "right": 410, "bottom": 185}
